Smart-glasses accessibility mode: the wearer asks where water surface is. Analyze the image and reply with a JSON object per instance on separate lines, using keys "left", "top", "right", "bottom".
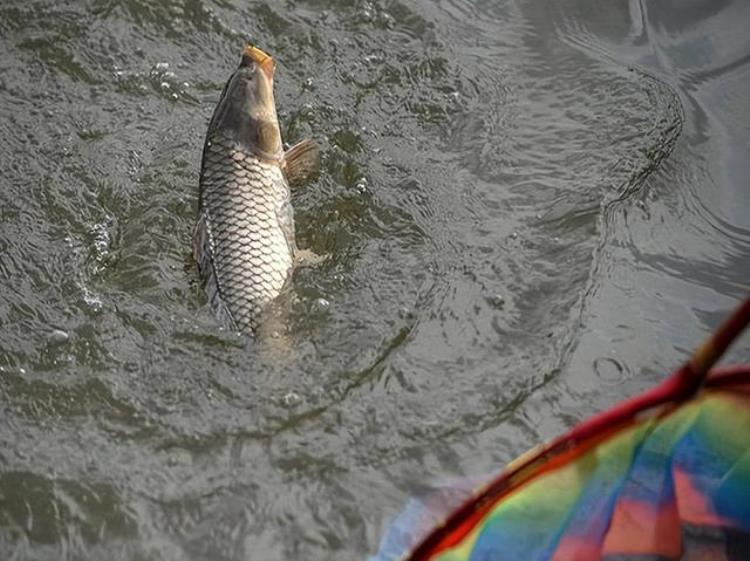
{"left": 1, "top": 0, "right": 748, "bottom": 559}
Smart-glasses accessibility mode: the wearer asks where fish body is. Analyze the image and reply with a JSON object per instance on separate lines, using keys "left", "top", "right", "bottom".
{"left": 194, "top": 46, "right": 319, "bottom": 332}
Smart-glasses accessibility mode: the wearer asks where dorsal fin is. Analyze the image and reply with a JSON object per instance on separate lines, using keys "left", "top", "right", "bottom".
{"left": 282, "top": 139, "right": 320, "bottom": 188}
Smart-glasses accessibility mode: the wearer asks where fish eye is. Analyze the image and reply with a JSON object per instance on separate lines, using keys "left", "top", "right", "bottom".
{"left": 240, "top": 53, "right": 257, "bottom": 70}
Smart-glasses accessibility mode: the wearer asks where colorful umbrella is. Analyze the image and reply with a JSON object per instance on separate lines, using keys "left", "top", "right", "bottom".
{"left": 372, "top": 298, "right": 750, "bottom": 561}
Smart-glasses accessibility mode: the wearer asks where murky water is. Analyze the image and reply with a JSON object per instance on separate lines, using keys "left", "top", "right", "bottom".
{"left": 1, "top": 0, "right": 748, "bottom": 559}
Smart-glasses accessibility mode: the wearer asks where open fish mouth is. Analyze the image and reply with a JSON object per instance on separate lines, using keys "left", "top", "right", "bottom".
{"left": 243, "top": 44, "right": 275, "bottom": 79}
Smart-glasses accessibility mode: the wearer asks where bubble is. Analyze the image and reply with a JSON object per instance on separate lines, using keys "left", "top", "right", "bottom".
{"left": 81, "top": 286, "right": 103, "bottom": 313}
{"left": 92, "top": 218, "right": 112, "bottom": 258}
{"left": 486, "top": 294, "right": 505, "bottom": 310}
{"left": 315, "top": 298, "right": 330, "bottom": 311}
{"left": 380, "top": 13, "right": 395, "bottom": 27}
{"left": 46, "top": 329, "right": 69, "bottom": 346}
{"left": 398, "top": 307, "right": 415, "bottom": 320}
{"left": 282, "top": 391, "right": 301, "bottom": 407}
{"left": 155, "top": 62, "right": 170, "bottom": 71}
{"left": 360, "top": 4, "right": 374, "bottom": 22}
{"left": 355, "top": 177, "right": 368, "bottom": 193}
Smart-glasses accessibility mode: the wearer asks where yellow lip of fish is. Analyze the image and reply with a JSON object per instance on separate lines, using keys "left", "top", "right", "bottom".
{"left": 244, "top": 44, "right": 275, "bottom": 78}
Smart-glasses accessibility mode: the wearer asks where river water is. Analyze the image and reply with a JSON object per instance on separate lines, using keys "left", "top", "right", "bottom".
{"left": 1, "top": 0, "right": 748, "bottom": 559}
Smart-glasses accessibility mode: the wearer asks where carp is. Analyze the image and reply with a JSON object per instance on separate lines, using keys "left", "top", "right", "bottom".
{"left": 193, "top": 45, "right": 319, "bottom": 332}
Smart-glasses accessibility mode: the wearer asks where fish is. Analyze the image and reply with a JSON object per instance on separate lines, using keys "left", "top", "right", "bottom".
{"left": 193, "top": 45, "right": 320, "bottom": 333}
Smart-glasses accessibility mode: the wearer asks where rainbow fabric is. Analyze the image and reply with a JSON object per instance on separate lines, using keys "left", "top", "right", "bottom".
{"left": 372, "top": 368, "right": 750, "bottom": 561}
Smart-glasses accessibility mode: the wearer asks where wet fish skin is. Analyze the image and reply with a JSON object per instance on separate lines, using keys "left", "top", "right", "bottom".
{"left": 196, "top": 137, "right": 293, "bottom": 332}
{"left": 193, "top": 46, "right": 319, "bottom": 333}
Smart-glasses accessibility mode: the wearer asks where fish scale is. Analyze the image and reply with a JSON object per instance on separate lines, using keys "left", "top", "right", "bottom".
{"left": 196, "top": 133, "right": 294, "bottom": 332}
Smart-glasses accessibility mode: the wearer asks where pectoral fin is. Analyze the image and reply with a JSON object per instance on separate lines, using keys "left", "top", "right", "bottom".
{"left": 283, "top": 139, "right": 320, "bottom": 188}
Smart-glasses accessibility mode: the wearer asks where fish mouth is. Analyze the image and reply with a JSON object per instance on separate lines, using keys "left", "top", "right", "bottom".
{"left": 243, "top": 45, "right": 275, "bottom": 80}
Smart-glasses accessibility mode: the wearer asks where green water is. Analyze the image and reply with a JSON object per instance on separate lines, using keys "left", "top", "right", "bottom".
{"left": 1, "top": 0, "right": 748, "bottom": 559}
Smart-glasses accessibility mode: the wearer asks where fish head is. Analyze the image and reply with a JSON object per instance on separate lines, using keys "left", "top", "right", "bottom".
{"left": 207, "top": 45, "right": 283, "bottom": 160}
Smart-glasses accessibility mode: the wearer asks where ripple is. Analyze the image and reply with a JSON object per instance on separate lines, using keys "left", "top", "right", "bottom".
{"left": 593, "top": 356, "right": 630, "bottom": 383}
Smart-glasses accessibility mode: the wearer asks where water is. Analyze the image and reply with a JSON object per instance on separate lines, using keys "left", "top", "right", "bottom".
{"left": 0, "top": 0, "right": 748, "bottom": 559}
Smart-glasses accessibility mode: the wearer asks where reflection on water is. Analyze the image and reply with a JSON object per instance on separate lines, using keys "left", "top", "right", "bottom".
{"left": 0, "top": 0, "right": 747, "bottom": 559}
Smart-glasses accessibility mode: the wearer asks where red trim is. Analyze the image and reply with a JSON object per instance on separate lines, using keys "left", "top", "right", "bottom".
{"left": 705, "top": 365, "right": 750, "bottom": 388}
